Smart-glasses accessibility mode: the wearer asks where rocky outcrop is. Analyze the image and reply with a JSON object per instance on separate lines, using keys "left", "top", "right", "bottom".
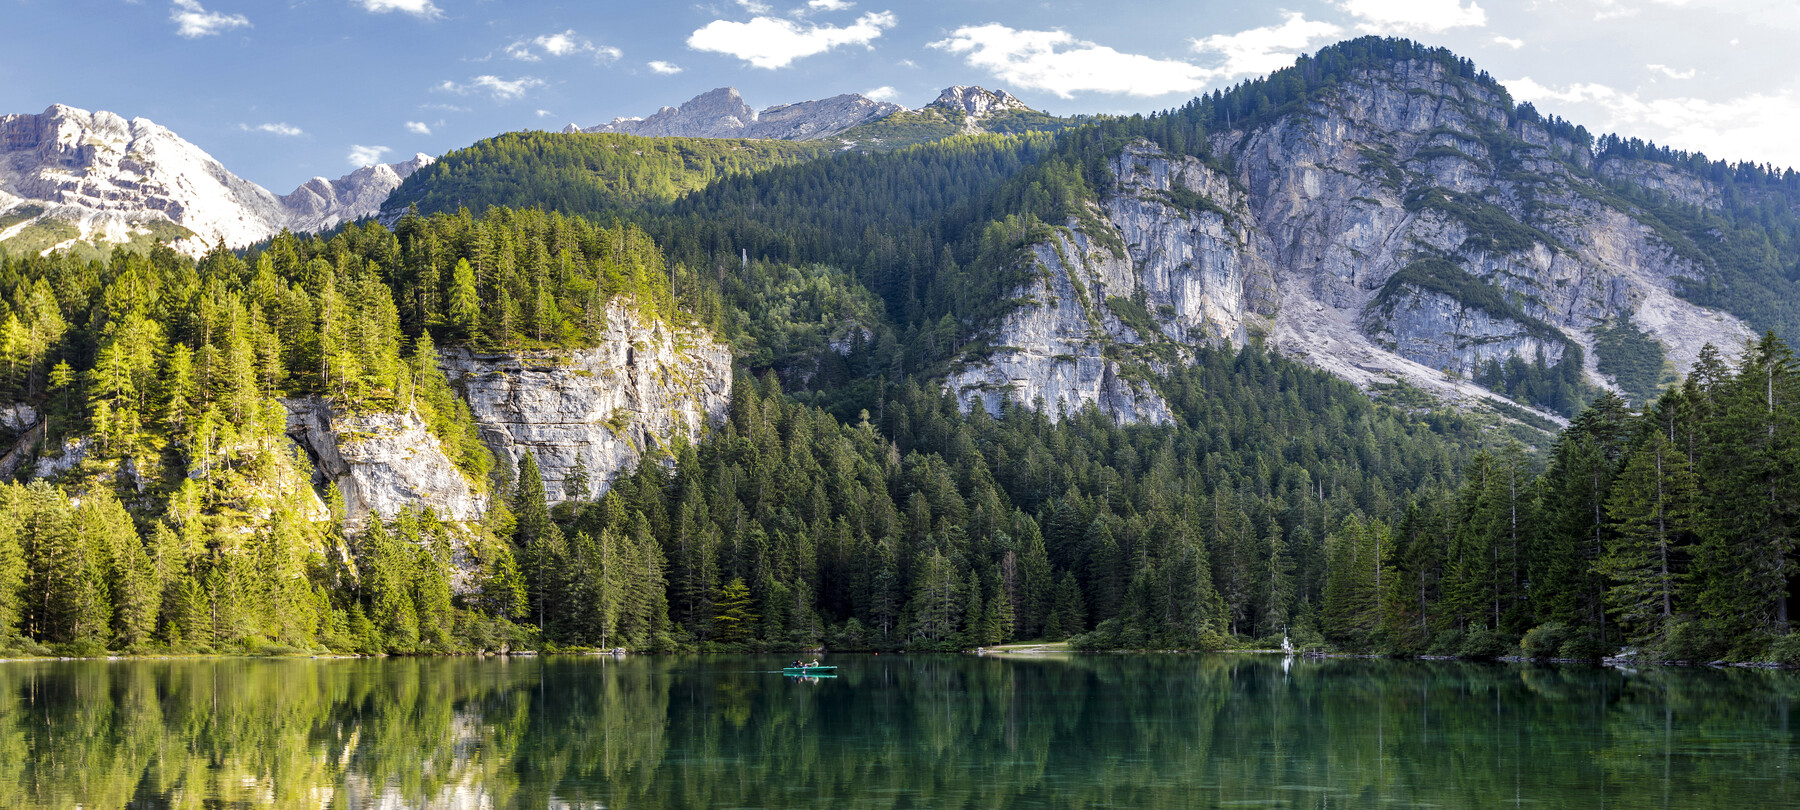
{"left": 571, "top": 87, "right": 904, "bottom": 141}
{"left": 946, "top": 228, "right": 1176, "bottom": 425}
{"left": 0, "top": 105, "right": 431, "bottom": 257}
{"left": 1368, "top": 287, "right": 1564, "bottom": 376}
{"left": 946, "top": 144, "right": 1266, "bottom": 424}
{"left": 929, "top": 86, "right": 1028, "bottom": 119}
{"left": 280, "top": 153, "right": 432, "bottom": 234}
{"left": 953, "top": 60, "right": 1753, "bottom": 423}
{"left": 441, "top": 301, "right": 732, "bottom": 504}
{"left": 283, "top": 397, "right": 484, "bottom": 524}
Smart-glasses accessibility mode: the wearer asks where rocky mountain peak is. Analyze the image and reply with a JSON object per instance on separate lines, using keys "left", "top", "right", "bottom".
{"left": 928, "top": 86, "right": 1028, "bottom": 118}
{"left": 0, "top": 105, "right": 430, "bottom": 257}
{"left": 574, "top": 87, "right": 905, "bottom": 141}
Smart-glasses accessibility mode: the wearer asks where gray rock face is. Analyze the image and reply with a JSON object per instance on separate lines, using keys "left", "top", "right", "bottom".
{"left": 577, "top": 87, "right": 905, "bottom": 141}
{"left": 283, "top": 396, "right": 484, "bottom": 524}
{"left": 0, "top": 403, "right": 38, "bottom": 434}
{"left": 954, "top": 60, "right": 1753, "bottom": 423}
{"left": 0, "top": 104, "right": 431, "bottom": 257}
{"left": 280, "top": 153, "right": 433, "bottom": 234}
{"left": 929, "top": 86, "right": 1028, "bottom": 119}
{"left": 441, "top": 301, "right": 732, "bottom": 504}
{"left": 1368, "top": 287, "right": 1564, "bottom": 376}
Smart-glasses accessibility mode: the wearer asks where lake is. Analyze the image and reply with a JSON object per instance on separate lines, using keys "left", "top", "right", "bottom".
{"left": 1, "top": 653, "right": 1796, "bottom": 808}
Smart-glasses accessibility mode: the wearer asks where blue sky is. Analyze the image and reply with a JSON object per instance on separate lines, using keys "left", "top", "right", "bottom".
{"left": 3, "top": 0, "right": 1796, "bottom": 191}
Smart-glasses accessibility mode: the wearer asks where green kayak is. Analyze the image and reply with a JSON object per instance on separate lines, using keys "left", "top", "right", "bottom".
{"left": 782, "top": 666, "right": 837, "bottom": 673}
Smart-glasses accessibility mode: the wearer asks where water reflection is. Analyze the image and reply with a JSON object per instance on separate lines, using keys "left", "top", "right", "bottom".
{"left": 1, "top": 654, "right": 1797, "bottom": 808}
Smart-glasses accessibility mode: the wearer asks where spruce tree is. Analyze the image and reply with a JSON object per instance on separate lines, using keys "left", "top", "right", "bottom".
{"left": 1600, "top": 428, "right": 1698, "bottom": 648}
{"left": 960, "top": 569, "right": 985, "bottom": 648}
{"left": 0, "top": 491, "right": 21, "bottom": 641}
{"left": 1696, "top": 333, "right": 1800, "bottom": 634}
{"left": 447, "top": 258, "right": 481, "bottom": 341}
{"left": 513, "top": 452, "right": 558, "bottom": 631}
{"left": 712, "top": 577, "right": 757, "bottom": 644}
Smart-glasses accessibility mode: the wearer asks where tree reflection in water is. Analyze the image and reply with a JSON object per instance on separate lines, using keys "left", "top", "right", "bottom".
{"left": 1, "top": 654, "right": 1797, "bottom": 808}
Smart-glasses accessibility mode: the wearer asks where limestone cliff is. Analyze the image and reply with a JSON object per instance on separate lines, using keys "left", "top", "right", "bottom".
{"left": 953, "top": 59, "right": 1753, "bottom": 423}
{"left": 441, "top": 302, "right": 732, "bottom": 504}
{"left": 283, "top": 397, "right": 485, "bottom": 524}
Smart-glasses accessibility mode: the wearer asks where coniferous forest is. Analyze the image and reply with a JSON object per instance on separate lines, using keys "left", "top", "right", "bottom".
{"left": 2, "top": 37, "right": 1800, "bottom": 666}
{"left": 0, "top": 201, "right": 1794, "bottom": 664}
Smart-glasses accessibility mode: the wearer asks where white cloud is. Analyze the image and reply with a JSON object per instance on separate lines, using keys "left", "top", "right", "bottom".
{"left": 1647, "top": 63, "right": 1696, "bottom": 79}
{"left": 1190, "top": 12, "right": 1342, "bottom": 81}
{"left": 437, "top": 75, "right": 546, "bottom": 100}
{"left": 405, "top": 121, "right": 432, "bottom": 135}
{"left": 1335, "top": 0, "right": 1487, "bottom": 33}
{"left": 1507, "top": 76, "right": 1800, "bottom": 168}
{"left": 931, "top": 24, "right": 1212, "bottom": 98}
{"left": 736, "top": 0, "right": 773, "bottom": 12}
{"left": 647, "top": 60, "right": 684, "bottom": 75}
{"left": 537, "top": 30, "right": 584, "bottom": 57}
{"left": 864, "top": 85, "right": 899, "bottom": 101}
{"left": 808, "top": 0, "right": 854, "bottom": 10}
{"left": 688, "top": 11, "right": 896, "bottom": 69}
{"left": 507, "top": 30, "right": 621, "bottom": 63}
{"left": 357, "top": 0, "right": 441, "bottom": 19}
{"left": 347, "top": 145, "right": 390, "bottom": 167}
{"left": 170, "top": 0, "right": 249, "bottom": 38}
{"left": 240, "top": 122, "right": 304, "bottom": 136}
{"left": 1492, "top": 35, "right": 1524, "bottom": 48}
{"left": 536, "top": 110, "right": 555, "bottom": 118}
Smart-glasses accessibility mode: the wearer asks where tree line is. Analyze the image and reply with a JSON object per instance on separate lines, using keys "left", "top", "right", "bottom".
{"left": 1319, "top": 335, "right": 1800, "bottom": 663}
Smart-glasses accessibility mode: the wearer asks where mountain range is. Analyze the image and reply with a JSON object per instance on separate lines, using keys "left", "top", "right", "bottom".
{"left": 4, "top": 38, "right": 1800, "bottom": 661}
{"left": 562, "top": 84, "right": 1043, "bottom": 146}
{"left": 0, "top": 104, "right": 431, "bottom": 258}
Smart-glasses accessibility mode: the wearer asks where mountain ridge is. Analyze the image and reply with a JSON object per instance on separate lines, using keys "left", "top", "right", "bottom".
{"left": 0, "top": 104, "right": 429, "bottom": 258}
{"left": 566, "top": 86, "right": 905, "bottom": 141}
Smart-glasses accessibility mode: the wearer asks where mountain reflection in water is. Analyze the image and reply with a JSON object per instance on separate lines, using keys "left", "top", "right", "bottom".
{"left": 2, "top": 654, "right": 1797, "bottom": 809}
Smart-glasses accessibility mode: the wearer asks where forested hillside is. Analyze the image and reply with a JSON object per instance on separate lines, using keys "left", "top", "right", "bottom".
{"left": 1, "top": 36, "right": 1799, "bottom": 665}
{"left": 380, "top": 132, "right": 829, "bottom": 224}
{"left": 0, "top": 200, "right": 1521, "bottom": 657}
{"left": 0, "top": 207, "right": 693, "bottom": 655}
{"left": 1319, "top": 335, "right": 1800, "bottom": 663}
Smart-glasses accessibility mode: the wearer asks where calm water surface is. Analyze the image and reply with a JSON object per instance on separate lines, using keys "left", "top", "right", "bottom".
{"left": 4, "top": 653, "right": 1798, "bottom": 808}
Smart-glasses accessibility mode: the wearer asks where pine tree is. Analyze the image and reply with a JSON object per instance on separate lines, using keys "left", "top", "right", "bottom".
{"left": 447, "top": 258, "right": 481, "bottom": 341}
{"left": 1600, "top": 428, "right": 1698, "bottom": 648}
{"left": 1696, "top": 333, "right": 1800, "bottom": 634}
{"left": 1322, "top": 515, "right": 1386, "bottom": 647}
{"left": 358, "top": 518, "right": 418, "bottom": 651}
{"left": 1045, "top": 571, "right": 1087, "bottom": 640}
{"left": 0, "top": 490, "right": 22, "bottom": 641}
{"left": 474, "top": 533, "right": 528, "bottom": 622}
{"left": 87, "top": 491, "right": 156, "bottom": 649}
{"left": 513, "top": 452, "right": 557, "bottom": 631}
{"left": 565, "top": 454, "right": 592, "bottom": 502}
{"left": 959, "top": 569, "right": 985, "bottom": 647}
{"left": 712, "top": 576, "right": 757, "bottom": 644}
{"left": 909, "top": 550, "right": 963, "bottom": 646}
{"left": 622, "top": 513, "right": 669, "bottom": 647}
{"left": 1255, "top": 516, "right": 1293, "bottom": 638}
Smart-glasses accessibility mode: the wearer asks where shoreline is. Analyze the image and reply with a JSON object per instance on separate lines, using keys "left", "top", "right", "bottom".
{"left": 2, "top": 646, "right": 1794, "bottom": 670}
